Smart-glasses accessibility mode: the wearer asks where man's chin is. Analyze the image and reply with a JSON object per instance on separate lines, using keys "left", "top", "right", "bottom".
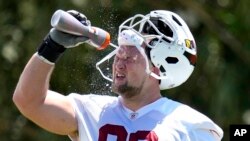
{"left": 112, "top": 82, "right": 127, "bottom": 94}
{"left": 111, "top": 82, "right": 141, "bottom": 99}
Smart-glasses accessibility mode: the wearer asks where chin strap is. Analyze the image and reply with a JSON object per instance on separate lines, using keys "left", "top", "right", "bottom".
{"left": 134, "top": 42, "right": 169, "bottom": 80}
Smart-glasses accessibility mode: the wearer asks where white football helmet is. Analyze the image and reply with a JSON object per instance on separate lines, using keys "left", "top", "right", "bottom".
{"left": 96, "top": 10, "right": 197, "bottom": 90}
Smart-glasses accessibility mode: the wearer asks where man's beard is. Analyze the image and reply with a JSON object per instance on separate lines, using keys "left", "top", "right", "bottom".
{"left": 112, "top": 81, "right": 142, "bottom": 99}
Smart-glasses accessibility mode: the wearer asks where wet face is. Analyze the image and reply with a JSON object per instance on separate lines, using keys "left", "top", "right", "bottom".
{"left": 111, "top": 45, "right": 148, "bottom": 98}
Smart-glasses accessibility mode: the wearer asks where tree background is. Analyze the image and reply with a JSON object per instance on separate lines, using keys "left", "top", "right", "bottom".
{"left": 0, "top": 0, "right": 249, "bottom": 140}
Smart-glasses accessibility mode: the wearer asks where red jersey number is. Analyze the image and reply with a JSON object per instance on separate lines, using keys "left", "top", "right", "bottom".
{"left": 98, "top": 124, "right": 158, "bottom": 141}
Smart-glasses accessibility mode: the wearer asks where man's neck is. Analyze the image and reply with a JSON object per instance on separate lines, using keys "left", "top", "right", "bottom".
{"left": 120, "top": 89, "right": 161, "bottom": 112}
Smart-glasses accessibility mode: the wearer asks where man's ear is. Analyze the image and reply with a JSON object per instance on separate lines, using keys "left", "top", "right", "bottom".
{"left": 151, "top": 66, "right": 160, "bottom": 76}
{"left": 150, "top": 66, "right": 161, "bottom": 84}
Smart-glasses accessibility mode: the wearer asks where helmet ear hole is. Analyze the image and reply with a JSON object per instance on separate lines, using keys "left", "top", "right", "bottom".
{"left": 165, "top": 57, "right": 179, "bottom": 64}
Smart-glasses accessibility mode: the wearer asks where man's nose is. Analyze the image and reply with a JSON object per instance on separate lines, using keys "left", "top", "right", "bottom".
{"left": 115, "top": 59, "right": 126, "bottom": 70}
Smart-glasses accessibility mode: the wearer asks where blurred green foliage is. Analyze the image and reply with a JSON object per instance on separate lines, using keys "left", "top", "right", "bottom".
{"left": 0, "top": 0, "right": 249, "bottom": 140}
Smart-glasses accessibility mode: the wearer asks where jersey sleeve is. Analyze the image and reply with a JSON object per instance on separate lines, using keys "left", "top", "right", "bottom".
{"left": 187, "top": 128, "right": 223, "bottom": 141}
{"left": 172, "top": 104, "right": 224, "bottom": 141}
{"left": 66, "top": 93, "right": 118, "bottom": 141}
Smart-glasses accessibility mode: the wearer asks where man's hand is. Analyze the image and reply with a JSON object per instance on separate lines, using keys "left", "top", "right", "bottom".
{"left": 50, "top": 10, "right": 91, "bottom": 48}
{"left": 37, "top": 10, "right": 91, "bottom": 64}
{"left": 49, "top": 28, "right": 89, "bottom": 48}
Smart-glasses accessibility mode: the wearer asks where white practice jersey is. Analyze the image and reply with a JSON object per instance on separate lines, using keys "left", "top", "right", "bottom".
{"left": 67, "top": 94, "right": 223, "bottom": 141}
